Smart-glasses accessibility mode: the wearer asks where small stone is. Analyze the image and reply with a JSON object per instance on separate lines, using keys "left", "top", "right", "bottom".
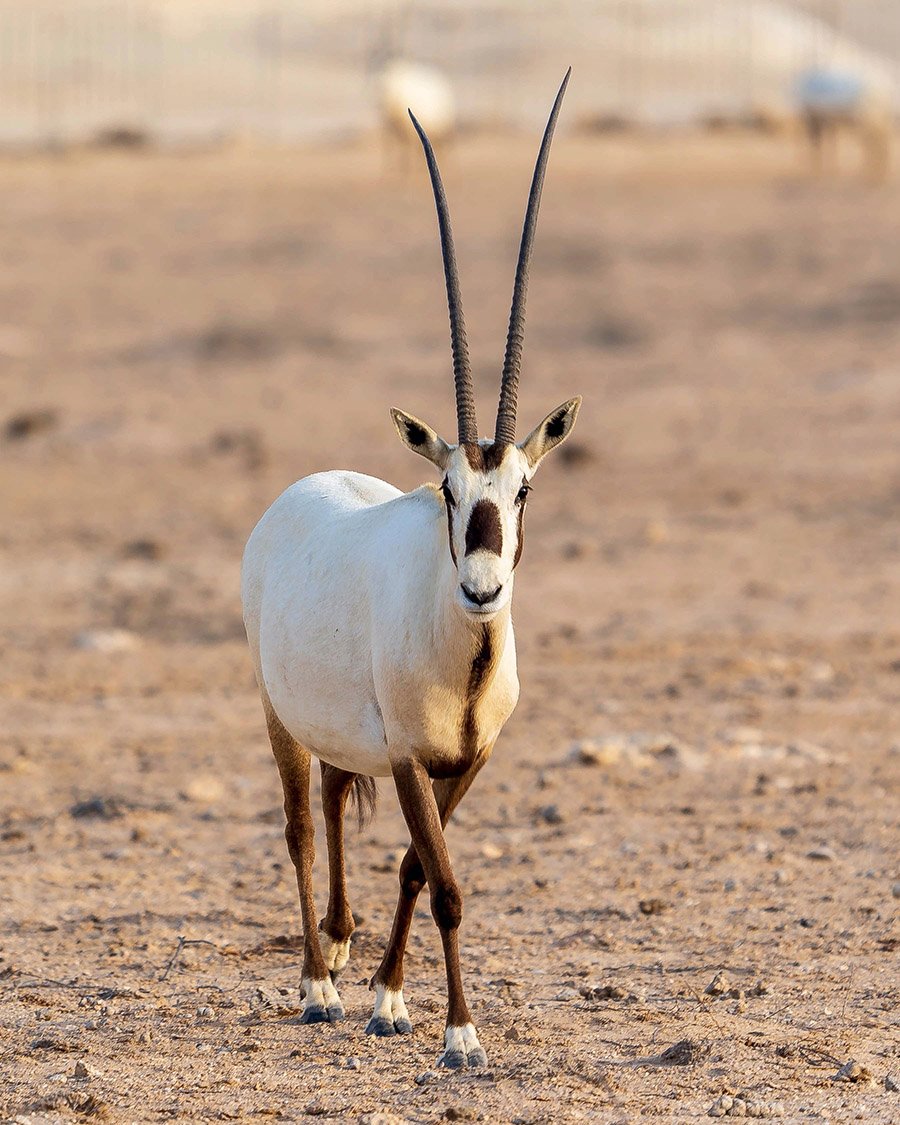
{"left": 808, "top": 661, "right": 835, "bottom": 683}
{"left": 832, "top": 1059, "right": 874, "bottom": 1085}
{"left": 536, "top": 804, "right": 564, "bottom": 825}
{"left": 709, "top": 1091, "right": 788, "bottom": 1119}
{"left": 73, "top": 628, "right": 141, "bottom": 653}
{"left": 638, "top": 897, "right": 667, "bottom": 916}
{"left": 415, "top": 1070, "right": 439, "bottom": 1085}
{"left": 358, "top": 1114, "right": 406, "bottom": 1125}
{"left": 480, "top": 843, "right": 503, "bottom": 860}
{"left": 806, "top": 846, "right": 835, "bottom": 861}
{"left": 121, "top": 538, "right": 166, "bottom": 561}
{"left": 658, "top": 1039, "right": 695, "bottom": 1065}
{"left": 705, "top": 971, "right": 732, "bottom": 996}
{"left": 726, "top": 726, "right": 764, "bottom": 745}
{"left": 182, "top": 775, "right": 226, "bottom": 803}
{"left": 643, "top": 519, "right": 669, "bottom": 545}
{"left": 70, "top": 796, "right": 126, "bottom": 820}
{"left": 5, "top": 408, "right": 57, "bottom": 440}
{"left": 73, "top": 1060, "right": 98, "bottom": 1079}
{"left": 345, "top": 1056, "right": 361, "bottom": 1070}
{"left": 196, "top": 1005, "right": 214, "bottom": 1018}
{"left": 885, "top": 1074, "right": 899, "bottom": 1092}
{"left": 891, "top": 883, "right": 900, "bottom": 900}
{"left": 580, "top": 983, "right": 630, "bottom": 1001}
{"left": 568, "top": 739, "right": 622, "bottom": 767}
{"left": 555, "top": 987, "right": 580, "bottom": 1001}
{"left": 371, "top": 848, "right": 404, "bottom": 873}
{"left": 445, "top": 1108, "right": 479, "bottom": 1121}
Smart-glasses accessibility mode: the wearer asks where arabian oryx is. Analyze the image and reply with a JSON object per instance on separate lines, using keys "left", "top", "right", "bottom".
{"left": 242, "top": 70, "right": 580, "bottom": 1069}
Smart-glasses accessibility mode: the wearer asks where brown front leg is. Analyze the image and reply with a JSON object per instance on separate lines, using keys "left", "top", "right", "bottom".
{"left": 373, "top": 754, "right": 489, "bottom": 1068}
{"left": 368, "top": 747, "right": 490, "bottom": 1038}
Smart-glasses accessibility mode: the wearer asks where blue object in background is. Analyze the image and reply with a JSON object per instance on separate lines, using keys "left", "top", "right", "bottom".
{"left": 796, "top": 69, "right": 866, "bottom": 112}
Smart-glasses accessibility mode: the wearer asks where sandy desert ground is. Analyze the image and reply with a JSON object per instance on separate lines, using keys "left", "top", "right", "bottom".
{"left": 0, "top": 131, "right": 898, "bottom": 1122}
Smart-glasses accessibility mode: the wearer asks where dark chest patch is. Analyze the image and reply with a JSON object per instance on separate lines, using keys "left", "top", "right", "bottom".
{"left": 465, "top": 499, "right": 503, "bottom": 557}
{"left": 425, "top": 625, "right": 498, "bottom": 780}
{"left": 461, "top": 624, "right": 494, "bottom": 757}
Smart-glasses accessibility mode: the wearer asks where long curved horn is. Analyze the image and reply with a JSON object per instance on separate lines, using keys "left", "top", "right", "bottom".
{"left": 408, "top": 110, "right": 478, "bottom": 445}
{"left": 495, "top": 68, "right": 571, "bottom": 445}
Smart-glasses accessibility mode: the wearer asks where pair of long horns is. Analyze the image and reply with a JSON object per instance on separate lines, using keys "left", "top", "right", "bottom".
{"left": 409, "top": 68, "right": 570, "bottom": 446}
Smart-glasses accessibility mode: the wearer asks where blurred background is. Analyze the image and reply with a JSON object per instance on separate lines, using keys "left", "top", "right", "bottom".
{"left": 1, "top": 2, "right": 898, "bottom": 1120}
{"left": 0, "top": 0, "right": 898, "bottom": 144}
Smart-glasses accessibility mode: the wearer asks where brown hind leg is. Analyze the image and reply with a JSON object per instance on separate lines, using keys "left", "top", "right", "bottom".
{"left": 318, "top": 763, "right": 356, "bottom": 978}
{"left": 265, "top": 701, "right": 343, "bottom": 1024}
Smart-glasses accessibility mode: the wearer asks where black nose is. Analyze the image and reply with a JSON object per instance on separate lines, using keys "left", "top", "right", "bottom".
{"left": 461, "top": 583, "right": 501, "bottom": 606}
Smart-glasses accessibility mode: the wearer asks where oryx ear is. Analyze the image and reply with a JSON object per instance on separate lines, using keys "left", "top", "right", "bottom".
{"left": 518, "top": 397, "right": 582, "bottom": 468}
{"left": 390, "top": 408, "right": 452, "bottom": 469}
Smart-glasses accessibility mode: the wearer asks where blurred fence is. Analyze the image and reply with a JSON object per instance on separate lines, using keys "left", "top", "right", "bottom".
{"left": 0, "top": 0, "right": 898, "bottom": 147}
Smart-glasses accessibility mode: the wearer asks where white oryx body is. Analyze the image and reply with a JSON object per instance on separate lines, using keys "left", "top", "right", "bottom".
{"left": 240, "top": 71, "right": 579, "bottom": 1070}
{"left": 242, "top": 468, "right": 520, "bottom": 780}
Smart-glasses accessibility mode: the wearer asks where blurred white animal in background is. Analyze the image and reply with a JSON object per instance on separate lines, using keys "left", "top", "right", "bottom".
{"left": 795, "top": 68, "right": 893, "bottom": 181}
{"left": 377, "top": 59, "right": 457, "bottom": 169}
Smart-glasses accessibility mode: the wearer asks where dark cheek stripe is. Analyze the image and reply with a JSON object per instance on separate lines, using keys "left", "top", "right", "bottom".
{"left": 445, "top": 504, "right": 457, "bottom": 567}
{"left": 465, "top": 499, "right": 503, "bottom": 557}
{"left": 513, "top": 503, "right": 526, "bottom": 568}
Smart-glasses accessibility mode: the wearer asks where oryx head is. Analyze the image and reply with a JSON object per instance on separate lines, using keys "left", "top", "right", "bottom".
{"left": 392, "top": 70, "right": 581, "bottom": 619}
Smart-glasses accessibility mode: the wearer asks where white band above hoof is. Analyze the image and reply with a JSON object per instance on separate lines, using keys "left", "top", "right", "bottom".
{"left": 438, "top": 1023, "right": 487, "bottom": 1069}
{"left": 365, "top": 984, "right": 413, "bottom": 1036}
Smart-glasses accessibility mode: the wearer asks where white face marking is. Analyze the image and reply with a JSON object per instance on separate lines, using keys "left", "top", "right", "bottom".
{"left": 442, "top": 443, "right": 532, "bottom": 618}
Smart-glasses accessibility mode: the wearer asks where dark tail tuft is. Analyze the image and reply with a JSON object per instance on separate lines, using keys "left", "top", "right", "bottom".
{"left": 350, "top": 775, "right": 377, "bottom": 831}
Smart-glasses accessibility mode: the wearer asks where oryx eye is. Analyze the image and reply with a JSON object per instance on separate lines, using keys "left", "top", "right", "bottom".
{"left": 516, "top": 483, "right": 531, "bottom": 505}
{"left": 441, "top": 479, "right": 455, "bottom": 507}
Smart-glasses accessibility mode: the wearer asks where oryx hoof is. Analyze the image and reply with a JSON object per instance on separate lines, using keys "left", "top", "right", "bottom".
{"left": 366, "top": 984, "right": 412, "bottom": 1038}
{"left": 298, "top": 977, "right": 343, "bottom": 1026}
{"left": 437, "top": 1024, "right": 488, "bottom": 1069}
